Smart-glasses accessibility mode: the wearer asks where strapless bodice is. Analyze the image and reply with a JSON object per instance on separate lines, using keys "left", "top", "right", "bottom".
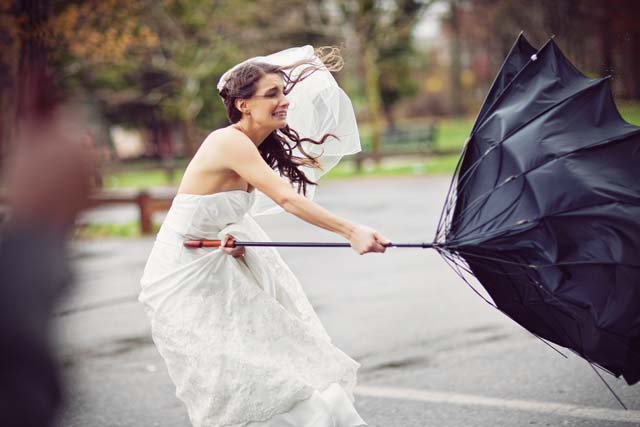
{"left": 157, "top": 190, "right": 255, "bottom": 242}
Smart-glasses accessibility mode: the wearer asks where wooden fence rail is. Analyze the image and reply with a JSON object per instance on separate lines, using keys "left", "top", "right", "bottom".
{"left": 0, "top": 190, "right": 175, "bottom": 235}
{"left": 87, "top": 190, "right": 174, "bottom": 234}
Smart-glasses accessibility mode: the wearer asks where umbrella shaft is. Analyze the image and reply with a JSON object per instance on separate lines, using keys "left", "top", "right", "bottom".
{"left": 183, "top": 240, "right": 434, "bottom": 249}
{"left": 241, "top": 242, "right": 433, "bottom": 248}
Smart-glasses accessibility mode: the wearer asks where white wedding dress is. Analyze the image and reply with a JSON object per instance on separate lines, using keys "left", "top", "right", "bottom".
{"left": 139, "top": 190, "right": 367, "bottom": 427}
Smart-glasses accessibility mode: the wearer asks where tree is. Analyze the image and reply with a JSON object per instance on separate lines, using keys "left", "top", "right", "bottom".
{"left": 1, "top": 0, "right": 64, "bottom": 154}
{"left": 338, "top": 0, "right": 435, "bottom": 159}
{"left": 43, "top": 0, "right": 343, "bottom": 159}
{"left": 44, "top": 0, "right": 241, "bottom": 157}
{"left": 459, "top": 0, "right": 640, "bottom": 101}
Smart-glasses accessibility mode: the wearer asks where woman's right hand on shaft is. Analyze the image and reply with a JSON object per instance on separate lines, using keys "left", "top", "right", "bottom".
{"left": 221, "top": 234, "right": 246, "bottom": 258}
{"left": 348, "top": 225, "right": 390, "bottom": 255}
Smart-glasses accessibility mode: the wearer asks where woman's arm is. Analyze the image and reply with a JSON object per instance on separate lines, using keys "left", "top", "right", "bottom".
{"left": 215, "top": 130, "right": 388, "bottom": 254}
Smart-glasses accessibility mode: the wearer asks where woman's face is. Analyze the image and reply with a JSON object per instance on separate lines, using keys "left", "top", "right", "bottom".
{"left": 243, "top": 73, "right": 289, "bottom": 129}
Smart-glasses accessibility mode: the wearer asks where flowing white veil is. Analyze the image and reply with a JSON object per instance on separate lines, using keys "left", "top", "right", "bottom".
{"left": 217, "top": 46, "right": 361, "bottom": 216}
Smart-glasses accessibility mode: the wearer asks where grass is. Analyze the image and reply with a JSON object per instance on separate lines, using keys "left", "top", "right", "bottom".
{"left": 433, "top": 118, "right": 473, "bottom": 152}
{"left": 104, "top": 169, "right": 184, "bottom": 189}
{"left": 74, "top": 221, "right": 160, "bottom": 239}
{"left": 88, "top": 103, "right": 640, "bottom": 239}
{"left": 323, "top": 153, "right": 461, "bottom": 179}
{"left": 619, "top": 102, "right": 640, "bottom": 125}
{"left": 100, "top": 117, "right": 473, "bottom": 189}
{"left": 356, "top": 117, "right": 472, "bottom": 153}
{"left": 101, "top": 102, "right": 640, "bottom": 190}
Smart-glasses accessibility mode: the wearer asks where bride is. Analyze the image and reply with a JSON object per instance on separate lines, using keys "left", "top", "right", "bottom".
{"left": 139, "top": 46, "right": 388, "bottom": 427}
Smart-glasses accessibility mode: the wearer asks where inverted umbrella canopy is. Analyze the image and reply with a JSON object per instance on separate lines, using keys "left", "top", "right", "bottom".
{"left": 436, "top": 33, "right": 640, "bottom": 385}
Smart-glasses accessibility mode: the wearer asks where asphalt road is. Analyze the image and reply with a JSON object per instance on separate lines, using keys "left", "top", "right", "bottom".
{"left": 57, "top": 176, "right": 640, "bottom": 427}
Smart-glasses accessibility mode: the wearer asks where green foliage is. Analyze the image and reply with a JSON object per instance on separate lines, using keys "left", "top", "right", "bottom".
{"left": 377, "top": 1, "right": 425, "bottom": 111}
{"left": 45, "top": 0, "right": 250, "bottom": 134}
{"left": 337, "top": 0, "right": 433, "bottom": 127}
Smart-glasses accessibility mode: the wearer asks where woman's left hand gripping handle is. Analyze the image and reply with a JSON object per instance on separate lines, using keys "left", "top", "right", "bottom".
{"left": 221, "top": 234, "right": 246, "bottom": 258}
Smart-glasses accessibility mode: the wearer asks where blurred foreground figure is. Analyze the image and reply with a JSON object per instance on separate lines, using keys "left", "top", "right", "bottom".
{"left": 0, "top": 109, "right": 95, "bottom": 427}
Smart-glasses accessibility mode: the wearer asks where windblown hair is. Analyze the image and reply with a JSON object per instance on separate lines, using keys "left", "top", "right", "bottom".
{"left": 218, "top": 47, "right": 343, "bottom": 195}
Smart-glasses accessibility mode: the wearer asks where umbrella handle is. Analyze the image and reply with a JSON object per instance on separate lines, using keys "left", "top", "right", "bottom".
{"left": 184, "top": 239, "right": 235, "bottom": 248}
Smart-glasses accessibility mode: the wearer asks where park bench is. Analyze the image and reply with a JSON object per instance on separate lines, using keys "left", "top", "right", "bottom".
{"left": 353, "top": 124, "right": 437, "bottom": 170}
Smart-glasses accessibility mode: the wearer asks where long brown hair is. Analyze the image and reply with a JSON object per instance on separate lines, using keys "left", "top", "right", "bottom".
{"left": 218, "top": 48, "right": 343, "bottom": 195}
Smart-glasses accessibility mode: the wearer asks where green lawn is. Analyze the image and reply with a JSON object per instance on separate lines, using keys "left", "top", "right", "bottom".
{"left": 104, "top": 169, "right": 184, "bottom": 189}
{"left": 74, "top": 222, "right": 160, "bottom": 239}
{"left": 356, "top": 117, "right": 472, "bottom": 153}
{"left": 433, "top": 118, "right": 472, "bottom": 152}
{"left": 87, "top": 103, "right": 640, "bottom": 239}
{"left": 619, "top": 102, "right": 640, "bottom": 125}
{"left": 323, "top": 154, "right": 461, "bottom": 179}
{"left": 102, "top": 102, "right": 640, "bottom": 189}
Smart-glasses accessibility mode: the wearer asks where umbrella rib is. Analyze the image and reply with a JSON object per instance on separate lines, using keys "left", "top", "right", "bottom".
{"left": 438, "top": 189, "right": 459, "bottom": 242}
{"left": 450, "top": 77, "right": 615, "bottom": 214}
{"left": 490, "top": 254, "right": 586, "bottom": 363}
{"left": 449, "top": 247, "right": 640, "bottom": 271}
{"left": 439, "top": 33, "right": 640, "bottom": 390}
{"left": 450, "top": 165, "right": 524, "bottom": 241}
{"left": 438, "top": 249, "right": 569, "bottom": 359}
{"left": 451, "top": 249, "right": 640, "bottom": 360}
{"left": 497, "top": 259, "right": 576, "bottom": 359}
{"left": 472, "top": 38, "right": 552, "bottom": 135}
{"left": 448, "top": 250, "right": 640, "bottom": 364}
{"left": 447, "top": 50, "right": 639, "bottom": 248}
{"left": 472, "top": 39, "right": 591, "bottom": 137}
{"left": 443, "top": 252, "right": 475, "bottom": 276}
{"left": 589, "top": 359, "right": 628, "bottom": 409}
{"left": 437, "top": 250, "right": 496, "bottom": 309}
{"left": 447, "top": 250, "right": 640, "bottom": 356}
{"left": 449, "top": 194, "right": 640, "bottom": 248}
{"left": 436, "top": 139, "right": 470, "bottom": 242}
{"left": 448, "top": 31, "right": 540, "bottom": 240}
{"left": 457, "top": 140, "right": 509, "bottom": 236}
{"left": 447, "top": 132, "right": 640, "bottom": 243}
{"left": 471, "top": 31, "right": 537, "bottom": 134}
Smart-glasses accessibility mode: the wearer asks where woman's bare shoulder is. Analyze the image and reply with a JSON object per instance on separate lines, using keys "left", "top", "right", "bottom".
{"left": 204, "top": 127, "right": 252, "bottom": 145}
{"left": 198, "top": 127, "right": 254, "bottom": 158}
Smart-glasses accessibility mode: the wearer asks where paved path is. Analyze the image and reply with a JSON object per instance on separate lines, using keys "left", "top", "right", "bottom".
{"left": 58, "top": 177, "right": 640, "bottom": 426}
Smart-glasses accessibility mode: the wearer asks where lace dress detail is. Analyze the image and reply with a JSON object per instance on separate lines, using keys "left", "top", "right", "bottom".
{"left": 139, "top": 191, "right": 360, "bottom": 427}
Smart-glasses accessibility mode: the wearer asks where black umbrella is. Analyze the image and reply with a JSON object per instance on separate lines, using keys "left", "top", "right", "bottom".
{"left": 185, "top": 34, "right": 640, "bottom": 393}
{"left": 436, "top": 33, "right": 640, "bottom": 388}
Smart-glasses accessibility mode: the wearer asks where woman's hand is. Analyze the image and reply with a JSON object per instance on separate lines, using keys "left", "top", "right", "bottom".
{"left": 221, "top": 234, "right": 246, "bottom": 258}
{"left": 348, "top": 225, "right": 390, "bottom": 255}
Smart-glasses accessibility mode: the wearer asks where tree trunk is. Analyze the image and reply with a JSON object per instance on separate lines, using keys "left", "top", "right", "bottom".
{"left": 631, "top": 30, "right": 640, "bottom": 100}
{"left": 17, "top": 0, "right": 55, "bottom": 121}
{"left": 0, "top": 90, "right": 13, "bottom": 157}
{"left": 382, "top": 103, "right": 396, "bottom": 130}
{"left": 363, "top": 45, "right": 383, "bottom": 165}
{"left": 448, "top": 0, "right": 464, "bottom": 117}
{"left": 599, "top": 6, "right": 615, "bottom": 77}
{"left": 181, "top": 117, "right": 197, "bottom": 158}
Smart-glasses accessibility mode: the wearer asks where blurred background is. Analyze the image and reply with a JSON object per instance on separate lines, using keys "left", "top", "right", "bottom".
{"left": 3, "top": 3, "right": 640, "bottom": 425}
{"left": 2, "top": 0, "right": 640, "bottom": 234}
